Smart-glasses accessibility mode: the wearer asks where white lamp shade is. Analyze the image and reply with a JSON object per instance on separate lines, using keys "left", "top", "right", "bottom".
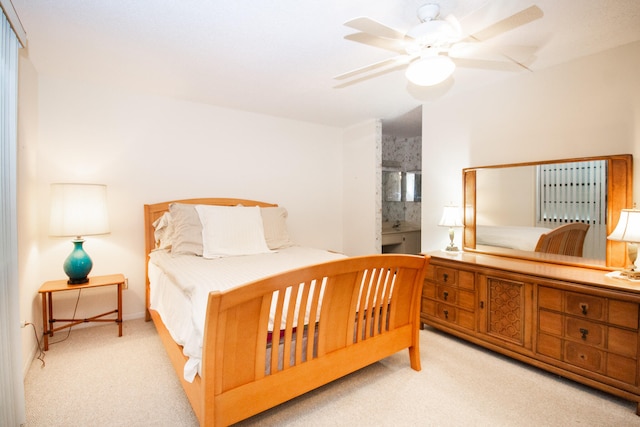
{"left": 406, "top": 55, "right": 456, "bottom": 86}
{"left": 439, "top": 206, "right": 464, "bottom": 227}
{"left": 607, "top": 209, "right": 640, "bottom": 242}
{"left": 49, "top": 183, "right": 110, "bottom": 237}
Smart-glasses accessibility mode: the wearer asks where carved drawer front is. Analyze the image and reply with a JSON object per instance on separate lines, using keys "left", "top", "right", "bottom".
{"left": 422, "top": 262, "right": 476, "bottom": 333}
{"left": 566, "top": 292, "right": 605, "bottom": 321}
{"left": 434, "top": 267, "right": 457, "bottom": 286}
{"left": 436, "top": 285, "right": 457, "bottom": 305}
{"left": 435, "top": 303, "right": 475, "bottom": 330}
{"left": 537, "top": 286, "right": 640, "bottom": 386}
{"left": 565, "top": 341, "right": 604, "bottom": 373}
{"left": 565, "top": 317, "right": 605, "bottom": 348}
{"left": 436, "top": 302, "right": 457, "bottom": 323}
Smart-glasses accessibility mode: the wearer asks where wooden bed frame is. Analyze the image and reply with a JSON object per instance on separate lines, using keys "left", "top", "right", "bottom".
{"left": 144, "top": 198, "right": 429, "bottom": 426}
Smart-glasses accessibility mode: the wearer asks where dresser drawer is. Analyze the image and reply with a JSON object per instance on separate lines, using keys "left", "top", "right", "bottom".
{"left": 566, "top": 292, "right": 605, "bottom": 321}
{"left": 565, "top": 341, "right": 604, "bottom": 373}
{"left": 609, "top": 300, "right": 639, "bottom": 329}
{"left": 436, "top": 285, "right": 457, "bottom": 304}
{"left": 421, "top": 298, "right": 436, "bottom": 317}
{"left": 609, "top": 327, "right": 638, "bottom": 359}
{"left": 565, "top": 317, "right": 605, "bottom": 348}
{"left": 434, "top": 267, "right": 457, "bottom": 286}
{"left": 607, "top": 353, "right": 638, "bottom": 384}
{"left": 422, "top": 281, "right": 436, "bottom": 299}
{"left": 434, "top": 303, "right": 475, "bottom": 331}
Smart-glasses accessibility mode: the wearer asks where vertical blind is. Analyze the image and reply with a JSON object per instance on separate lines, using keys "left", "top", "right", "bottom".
{"left": 535, "top": 160, "right": 607, "bottom": 259}
{"left": 536, "top": 160, "right": 607, "bottom": 225}
{"left": 0, "top": 3, "right": 25, "bottom": 425}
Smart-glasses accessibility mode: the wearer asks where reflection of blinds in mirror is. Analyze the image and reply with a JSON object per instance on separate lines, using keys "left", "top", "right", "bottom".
{"left": 536, "top": 160, "right": 607, "bottom": 225}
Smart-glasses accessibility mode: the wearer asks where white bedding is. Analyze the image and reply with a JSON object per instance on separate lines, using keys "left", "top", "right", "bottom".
{"left": 476, "top": 225, "right": 552, "bottom": 252}
{"left": 149, "top": 246, "right": 346, "bottom": 382}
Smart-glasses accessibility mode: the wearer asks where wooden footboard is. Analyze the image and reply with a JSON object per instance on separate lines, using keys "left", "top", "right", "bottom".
{"left": 144, "top": 199, "right": 429, "bottom": 426}
{"left": 198, "top": 253, "right": 429, "bottom": 426}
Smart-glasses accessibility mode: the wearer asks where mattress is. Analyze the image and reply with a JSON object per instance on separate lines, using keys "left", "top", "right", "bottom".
{"left": 476, "top": 225, "right": 552, "bottom": 252}
{"left": 148, "top": 246, "right": 346, "bottom": 382}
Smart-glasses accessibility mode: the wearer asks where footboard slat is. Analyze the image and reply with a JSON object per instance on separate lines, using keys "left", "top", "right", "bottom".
{"left": 200, "top": 254, "right": 428, "bottom": 426}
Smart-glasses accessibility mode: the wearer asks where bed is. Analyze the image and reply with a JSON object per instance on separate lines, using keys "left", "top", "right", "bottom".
{"left": 144, "top": 198, "right": 429, "bottom": 426}
{"left": 476, "top": 224, "right": 552, "bottom": 251}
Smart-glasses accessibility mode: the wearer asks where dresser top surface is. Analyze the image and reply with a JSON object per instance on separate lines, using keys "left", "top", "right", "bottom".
{"left": 427, "top": 251, "right": 640, "bottom": 296}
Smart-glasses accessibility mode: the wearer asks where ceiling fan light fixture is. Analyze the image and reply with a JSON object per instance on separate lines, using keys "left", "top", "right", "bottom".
{"left": 405, "top": 55, "right": 455, "bottom": 86}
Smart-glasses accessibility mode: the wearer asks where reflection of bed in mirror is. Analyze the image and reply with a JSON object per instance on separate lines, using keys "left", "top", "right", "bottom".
{"left": 476, "top": 225, "right": 552, "bottom": 252}
{"left": 534, "top": 222, "right": 590, "bottom": 257}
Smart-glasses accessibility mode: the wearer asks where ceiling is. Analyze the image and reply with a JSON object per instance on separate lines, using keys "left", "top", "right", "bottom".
{"left": 10, "top": 0, "right": 640, "bottom": 135}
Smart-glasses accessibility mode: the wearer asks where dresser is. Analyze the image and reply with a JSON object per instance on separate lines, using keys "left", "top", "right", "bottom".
{"left": 421, "top": 251, "right": 640, "bottom": 415}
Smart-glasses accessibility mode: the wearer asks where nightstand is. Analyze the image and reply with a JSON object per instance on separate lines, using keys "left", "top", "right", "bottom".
{"left": 39, "top": 273, "right": 125, "bottom": 350}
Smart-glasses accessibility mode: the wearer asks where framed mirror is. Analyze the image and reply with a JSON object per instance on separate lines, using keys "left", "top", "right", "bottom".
{"left": 463, "top": 154, "right": 633, "bottom": 269}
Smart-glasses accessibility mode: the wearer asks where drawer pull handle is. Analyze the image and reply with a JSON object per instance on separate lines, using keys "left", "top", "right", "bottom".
{"left": 580, "top": 328, "right": 589, "bottom": 340}
{"left": 580, "top": 304, "right": 588, "bottom": 315}
{"left": 443, "top": 310, "right": 449, "bottom": 320}
{"left": 443, "top": 291, "right": 449, "bottom": 301}
{"left": 480, "top": 301, "right": 484, "bottom": 309}
{"left": 443, "top": 273, "right": 448, "bottom": 282}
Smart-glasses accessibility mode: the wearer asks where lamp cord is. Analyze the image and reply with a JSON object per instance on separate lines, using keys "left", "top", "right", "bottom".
{"left": 46, "top": 289, "right": 82, "bottom": 347}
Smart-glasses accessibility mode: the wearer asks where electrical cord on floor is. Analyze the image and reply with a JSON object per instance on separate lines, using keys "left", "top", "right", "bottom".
{"left": 24, "top": 289, "right": 83, "bottom": 368}
{"left": 25, "top": 322, "right": 46, "bottom": 367}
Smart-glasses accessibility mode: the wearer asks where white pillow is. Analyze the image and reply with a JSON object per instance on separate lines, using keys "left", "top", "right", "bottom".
{"left": 169, "top": 203, "right": 203, "bottom": 256}
{"left": 152, "top": 212, "right": 174, "bottom": 250}
{"left": 195, "top": 205, "right": 273, "bottom": 259}
{"left": 261, "top": 207, "right": 295, "bottom": 249}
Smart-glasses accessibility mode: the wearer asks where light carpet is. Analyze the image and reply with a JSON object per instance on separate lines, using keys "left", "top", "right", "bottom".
{"left": 24, "top": 319, "right": 638, "bottom": 426}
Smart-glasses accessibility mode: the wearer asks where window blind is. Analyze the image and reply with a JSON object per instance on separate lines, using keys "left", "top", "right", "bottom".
{"left": 0, "top": 4, "right": 25, "bottom": 426}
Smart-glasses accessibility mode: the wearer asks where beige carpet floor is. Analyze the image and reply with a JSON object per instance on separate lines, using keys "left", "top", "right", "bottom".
{"left": 23, "top": 318, "right": 639, "bottom": 426}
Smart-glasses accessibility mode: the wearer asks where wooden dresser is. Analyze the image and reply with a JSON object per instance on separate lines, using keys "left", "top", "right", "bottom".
{"left": 422, "top": 251, "right": 640, "bottom": 415}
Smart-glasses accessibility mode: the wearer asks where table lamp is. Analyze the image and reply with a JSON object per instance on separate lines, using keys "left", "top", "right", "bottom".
{"left": 439, "top": 205, "right": 464, "bottom": 252}
{"left": 607, "top": 208, "right": 640, "bottom": 279}
{"left": 49, "top": 183, "right": 110, "bottom": 284}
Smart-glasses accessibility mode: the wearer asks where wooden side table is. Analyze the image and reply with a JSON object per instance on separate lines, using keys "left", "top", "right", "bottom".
{"left": 39, "top": 273, "right": 125, "bottom": 350}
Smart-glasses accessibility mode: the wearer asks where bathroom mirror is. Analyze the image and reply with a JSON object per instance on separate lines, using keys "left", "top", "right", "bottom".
{"left": 463, "top": 154, "right": 633, "bottom": 268}
{"left": 383, "top": 171, "right": 421, "bottom": 202}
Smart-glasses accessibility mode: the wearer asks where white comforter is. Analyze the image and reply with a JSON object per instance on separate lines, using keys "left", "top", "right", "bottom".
{"left": 149, "top": 246, "right": 346, "bottom": 381}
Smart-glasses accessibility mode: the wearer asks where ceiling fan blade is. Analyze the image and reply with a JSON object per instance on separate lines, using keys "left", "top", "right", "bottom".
{"left": 442, "top": 14, "right": 463, "bottom": 39}
{"left": 334, "top": 55, "right": 411, "bottom": 80}
{"left": 449, "top": 42, "right": 537, "bottom": 63}
{"left": 344, "top": 32, "right": 407, "bottom": 54}
{"left": 344, "top": 17, "right": 406, "bottom": 40}
{"left": 451, "top": 57, "right": 525, "bottom": 72}
{"left": 468, "top": 5, "right": 543, "bottom": 42}
{"left": 333, "top": 63, "right": 411, "bottom": 89}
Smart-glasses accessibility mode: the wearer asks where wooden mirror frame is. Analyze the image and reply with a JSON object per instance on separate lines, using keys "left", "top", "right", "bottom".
{"left": 463, "top": 154, "right": 633, "bottom": 269}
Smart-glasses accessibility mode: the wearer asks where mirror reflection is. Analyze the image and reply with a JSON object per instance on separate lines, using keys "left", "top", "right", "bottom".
{"left": 463, "top": 154, "right": 633, "bottom": 268}
{"left": 475, "top": 160, "right": 607, "bottom": 260}
{"left": 383, "top": 171, "right": 421, "bottom": 202}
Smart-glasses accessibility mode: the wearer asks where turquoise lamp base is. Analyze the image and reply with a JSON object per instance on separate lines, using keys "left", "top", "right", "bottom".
{"left": 63, "top": 239, "right": 93, "bottom": 284}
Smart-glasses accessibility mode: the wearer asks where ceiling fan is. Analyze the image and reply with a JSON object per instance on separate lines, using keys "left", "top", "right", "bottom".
{"left": 335, "top": 3, "right": 543, "bottom": 87}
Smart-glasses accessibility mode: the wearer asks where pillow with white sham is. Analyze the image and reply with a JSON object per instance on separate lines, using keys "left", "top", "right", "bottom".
{"left": 195, "top": 205, "right": 272, "bottom": 258}
{"left": 260, "top": 206, "right": 295, "bottom": 249}
{"left": 152, "top": 212, "right": 174, "bottom": 250}
{"left": 168, "top": 203, "right": 203, "bottom": 256}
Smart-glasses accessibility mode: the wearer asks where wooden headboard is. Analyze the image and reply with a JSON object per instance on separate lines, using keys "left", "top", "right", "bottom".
{"left": 143, "top": 198, "right": 278, "bottom": 320}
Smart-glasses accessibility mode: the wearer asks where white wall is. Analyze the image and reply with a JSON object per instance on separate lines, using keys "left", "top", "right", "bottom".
{"left": 342, "top": 119, "right": 381, "bottom": 256}
{"left": 17, "top": 51, "right": 41, "bottom": 375}
{"left": 422, "top": 41, "right": 640, "bottom": 253}
{"left": 18, "top": 74, "right": 346, "bottom": 372}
